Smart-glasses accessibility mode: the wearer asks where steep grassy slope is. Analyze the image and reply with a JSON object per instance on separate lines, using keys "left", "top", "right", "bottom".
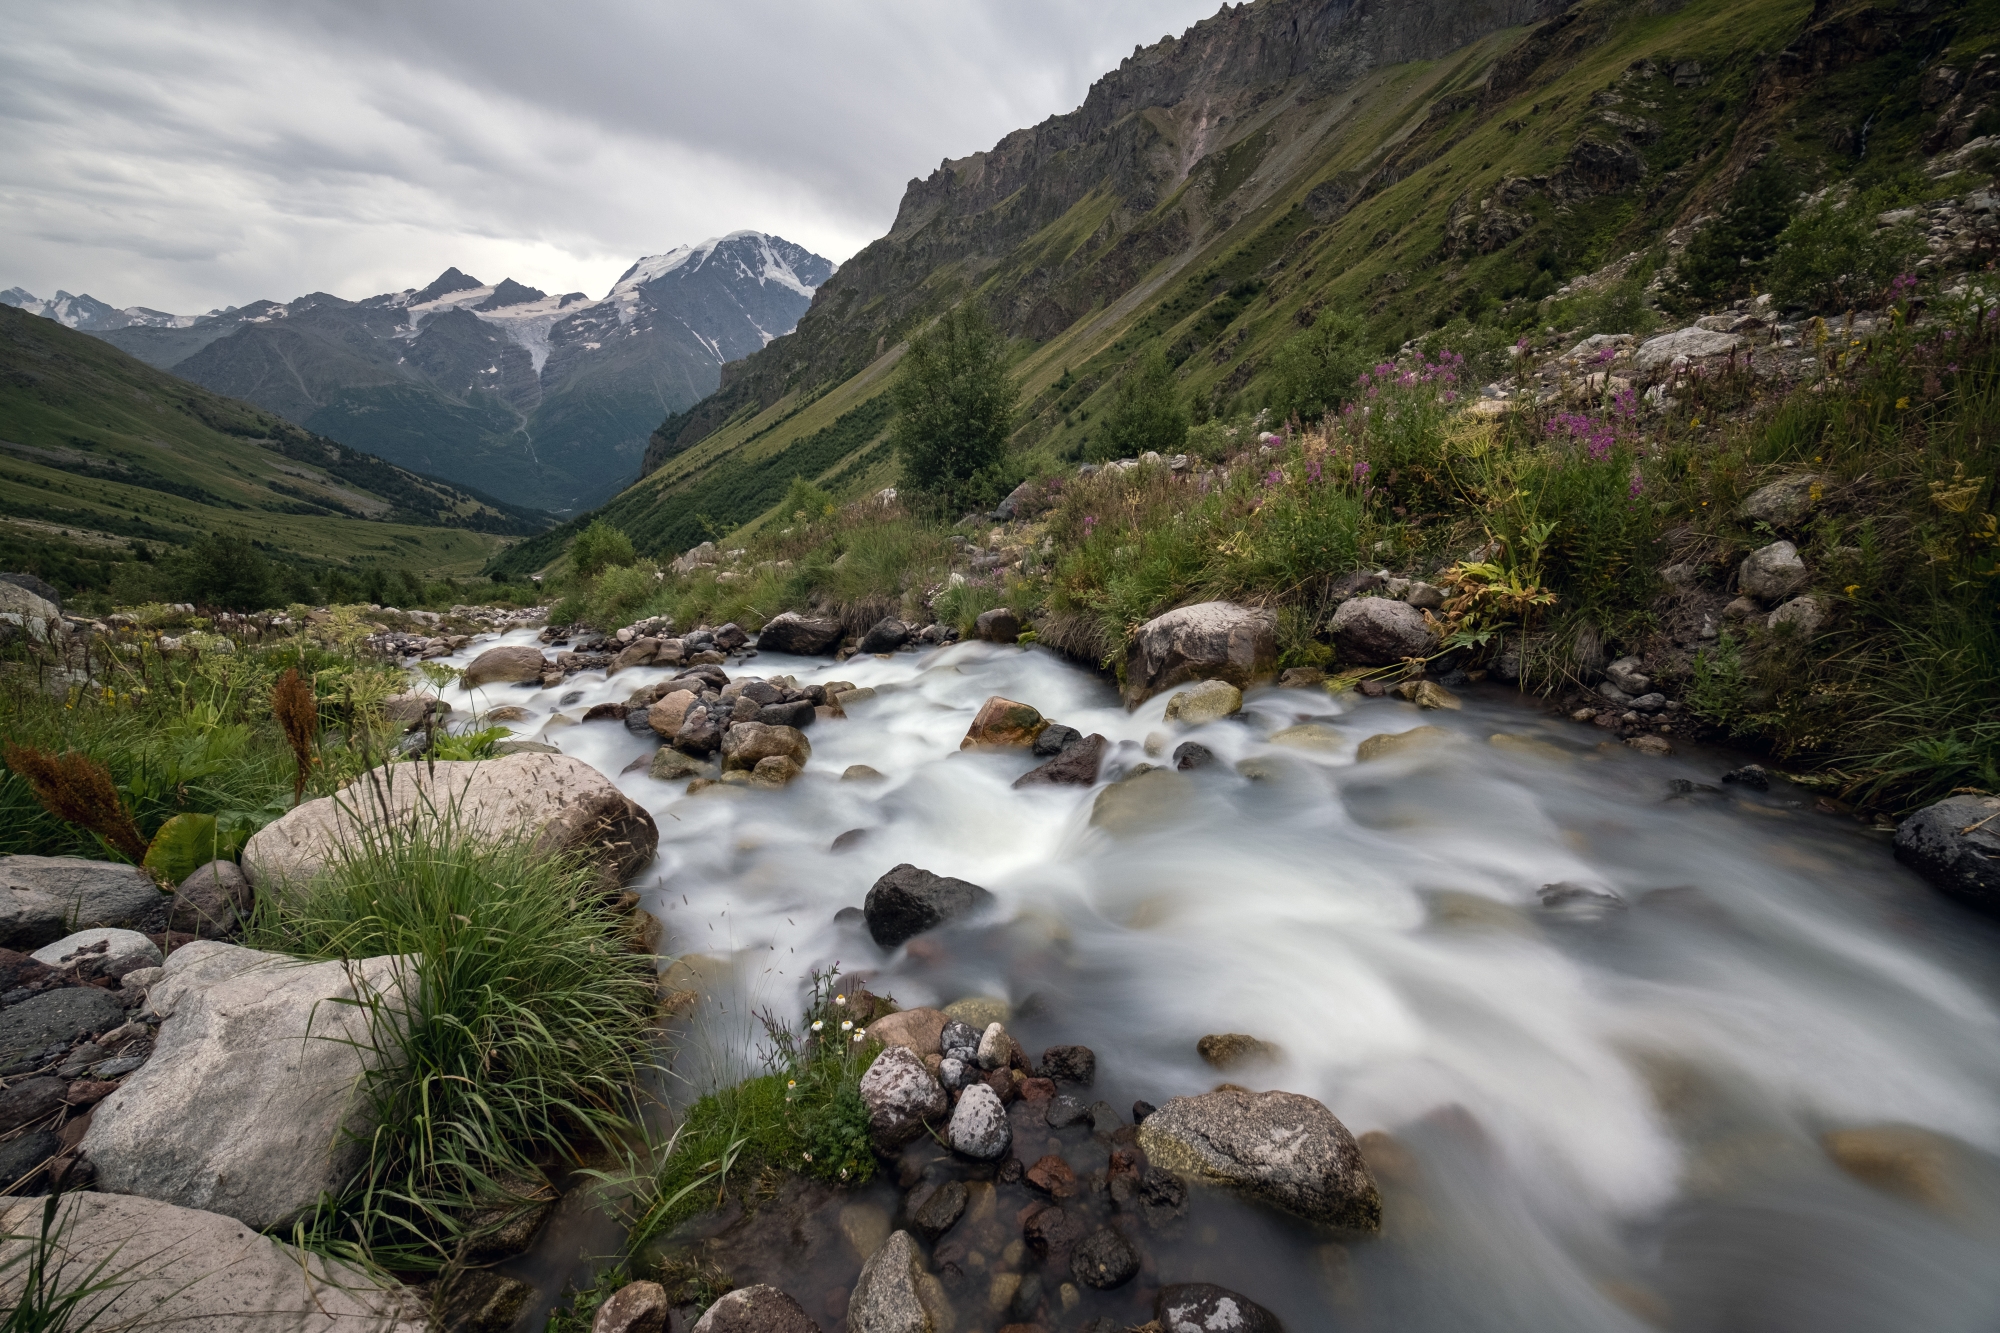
{"left": 523, "top": 0, "right": 1991, "bottom": 576}
{"left": 0, "top": 305, "right": 546, "bottom": 593}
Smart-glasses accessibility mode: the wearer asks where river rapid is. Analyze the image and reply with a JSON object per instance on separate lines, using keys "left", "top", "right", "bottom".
{"left": 426, "top": 630, "right": 2000, "bottom": 1332}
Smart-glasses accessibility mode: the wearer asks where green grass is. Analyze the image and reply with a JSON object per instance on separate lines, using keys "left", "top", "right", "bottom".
{"left": 243, "top": 809, "right": 657, "bottom": 1273}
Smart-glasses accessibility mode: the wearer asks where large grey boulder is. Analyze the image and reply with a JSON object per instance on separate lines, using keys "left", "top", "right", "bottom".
{"left": 1125, "top": 601, "right": 1277, "bottom": 705}
{"left": 1896, "top": 795, "right": 2000, "bottom": 914}
{"left": 82, "top": 944, "right": 411, "bottom": 1230}
{"left": 756, "top": 612, "right": 843, "bottom": 656}
{"left": 691, "top": 1284, "right": 823, "bottom": 1333}
{"left": 863, "top": 864, "right": 994, "bottom": 948}
{"left": 857, "top": 618, "right": 911, "bottom": 654}
{"left": 1634, "top": 326, "right": 1743, "bottom": 373}
{"left": 847, "top": 1230, "right": 933, "bottom": 1333}
{"left": 462, "top": 643, "right": 548, "bottom": 687}
{"left": 242, "top": 753, "right": 657, "bottom": 896}
{"left": 0, "top": 1192, "right": 425, "bottom": 1331}
{"left": 0, "top": 856, "right": 165, "bottom": 950}
{"left": 1331, "top": 596, "right": 1438, "bottom": 665}
{"left": 1138, "top": 1087, "right": 1382, "bottom": 1230}
{"left": 1740, "top": 474, "right": 1824, "bottom": 527}
{"left": 1738, "top": 540, "right": 1809, "bottom": 602}
{"left": 0, "top": 581, "right": 62, "bottom": 642}
{"left": 858, "top": 1045, "right": 947, "bottom": 1152}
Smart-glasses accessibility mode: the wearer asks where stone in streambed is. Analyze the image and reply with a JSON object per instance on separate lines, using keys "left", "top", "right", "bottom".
{"left": 594, "top": 1279, "right": 671, "bottom": 1333}
{"left": 1163, "top": 679, "right": 1242, "bottom": 725}
{"left": 1041, "top": 1044, "right": 1096, "bottom": 1085}
{"left": 1895, "top": 795, "right": 2000, "bottom": 913}
{"left": 848, "top": 1230, "right": 931, "bottom": 1333}
{"left": 976, "top": 1021, "right": 1011, "bottom": 1070}
{"left": 1013, "top": 734, "right": 1106, "bottom": 788}
{"left": 911, "top": 1178, "right": 967, "bottom": 1239}
{"left": 690, "top": 1284, "right": 822, "bottom": 1333}
{"left": 649, "top": 749, "right": 711, "bottom": 782}
{"left": 864, "top": 864, "right": 994, "bottom": 948}
{"left": 1138, "top": 1087, "right": 1381, "bottom": 1230}
{"left": 721, "top": 722, "right": 810, "bottom": 773}
{"left": 646, "top": 689, "right": 699, "bottom": 738}
{"left": 842, "top": 764, "right": 886, "bottom": 782}
{"left": 749, "top": 756, "right": 803, "bottom": 788}
{"left": 857, "top": 618, "right": 911, "bottom": 654}
{"left": 463, "top": 644, "right": 548, "bottom": 687}
{"left": 755, "top": 612, "right": 843, "bottom": 656}
{"left": 1124, "top": 601, "right": 1278, "bottom": 705}
{"left": 975, "top": 607, "right": 1022, "bottom": 642}
{"left": 1155, "top": 1284, "right": 1284, "bottom": 1333}
{"left": 866, "top": 1007, "right": 949, "bottom": 1057}
{"left": 961, "top": 696, "right": 1047, "bottom": 749}
{"left": 1173, "top": 741, "right": 1216, "bottom": 770}
{"left": 1070, "top": 1224, "right": 1140, "bottom": 1290}
{"left": 1268, "top": 723, "right": 1345, "bottom": 750}
{"left": 1089, "top": 767, "right": 1192, "bottom": 836}
{"left": 1197, "top": 1032, "right": 1281, "bottom": 1070}
{"left": 858, "top": 1046, "right": 947, "bottom": 1152}
{"left": 1355, "top": 726, "right": 1457, "bottom": 762}
{"left": 1033, "top": 723, "right": 1082, "bottom": 757}
{"left": 1395, "top": 680, "right": 1460, "bottom": 710}
{"left": 949, "top": 1082, "right": 1010, "bottom": 1159}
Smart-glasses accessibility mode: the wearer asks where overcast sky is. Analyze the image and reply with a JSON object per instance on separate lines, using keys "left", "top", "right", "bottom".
{"left": 0, "top": 0, "right": 1223, "bottom": 314}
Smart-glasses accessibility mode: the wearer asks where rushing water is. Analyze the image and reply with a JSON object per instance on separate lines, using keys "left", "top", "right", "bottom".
{"left": 426, "top": 630, "right": 2000, "bottom": 1332}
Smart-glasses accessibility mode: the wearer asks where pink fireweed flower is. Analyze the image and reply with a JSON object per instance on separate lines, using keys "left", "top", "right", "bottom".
{"left": 1352, "top": 461, "right": 1372, "bottom": 482}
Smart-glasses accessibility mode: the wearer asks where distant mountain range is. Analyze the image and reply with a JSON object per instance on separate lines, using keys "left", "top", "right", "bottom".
{"left": 2, "top": 231, "right": 833, "bottom": 513}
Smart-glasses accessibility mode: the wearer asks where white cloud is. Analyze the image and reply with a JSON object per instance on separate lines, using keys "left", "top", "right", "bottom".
{"left": 0, "top": 0, "right": 1221, "bottom": 313}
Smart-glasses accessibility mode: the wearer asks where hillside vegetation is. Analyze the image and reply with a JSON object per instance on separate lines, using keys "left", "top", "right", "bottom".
{"left": 0, "top": 306, "right": 549, "bottom": 606}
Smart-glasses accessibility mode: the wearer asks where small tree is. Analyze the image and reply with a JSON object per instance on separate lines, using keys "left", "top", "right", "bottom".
{"left": 780, "top": 476, "right": 835, "bottom": 525}
{"left": 568, "top": 519, "right": 637, "bottom": 579}
{"left": 178, "top": 532, "right": 275, "bottom": 610}
{"left": 890, "top": 302, "right": 1019, "bottom": 513}
{"left": 1092, "top": 346, "right": 1189, "bottom": 461}
{"left": 1268, "top": 310, "right": 1370, "bottom": 423}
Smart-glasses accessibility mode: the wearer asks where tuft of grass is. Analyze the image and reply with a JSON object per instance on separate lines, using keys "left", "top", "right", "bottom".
{"left": 243, "top": 805, "right": 657, "bottom": 1273}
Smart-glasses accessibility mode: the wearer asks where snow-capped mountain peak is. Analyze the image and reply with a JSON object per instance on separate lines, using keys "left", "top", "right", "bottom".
{"left": 1, "top": 287, "right": 198, "bottom": 331}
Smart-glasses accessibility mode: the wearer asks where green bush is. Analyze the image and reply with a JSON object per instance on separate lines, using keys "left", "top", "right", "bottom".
{"left": 1268, "top": 310, "right": 1371, "bottom": 423}
{"left": 1768, "top": 193, "right": 1922, "bottom": 312}
{"left": 569, "top": 520, "right": 638, "bottom": 579}
{"left": 778, "top": 476, "right": 836, "bottom": 526}
{"left": 1091, "top": 346, "right": 1189, "bottom": 461}
{"left": 245, "top": 810, "right": 655, "bottom": 1272}
{"left": 586, "top": 562, "right": 665, "bottom": 629}
{"left": 890, "top": 302, "right": 1020, "bottom": 514}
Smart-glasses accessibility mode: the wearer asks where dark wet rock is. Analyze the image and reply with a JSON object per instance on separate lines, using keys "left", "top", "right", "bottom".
{"left": 975, "top": 608, "right": 1023, "bottom": 643}
{"left": 170, "top": 861, "right": 249, "bottom": 939}
{"left": 831, "top": 829, "right": 871, "bottom": 854}
{"left": 691, "top": 1283, "right": 821, "bottom": 1333}
{"left": 1133, "top": 1100, "right": 1158, "bottom": 1123}
{"left": 1041, "top": 1044, "right": 1096, "bottom": 1085}
{"left": 859, "top": 1046, "right": 947, "bottom": 1152}
{"left": 624, "top": 708, "right": 658, "bottom": 736}
{"left": 1023, "top": 1203, "right": 1088, "bottom": 1264}
{"left": 1089, "top": 1101, "right": 1123, "bottom": 1135}
{"left": 1136, "top": 1165, "right": 1189, "bottom": 1228}
{"left": 949, "top": 1082, "right": 1010, "bottom": 1159}
{"left": 1331, "top": 596, "right": 1438, "bottom": 665}
{"left": 1071, "top": 1224, "right": 1140, "bottom": 1290}
{"left": 864, "top": 865, "right": 995, "bottom": 948}
{"left": 712, "top": 623, "right": 749, "bottom": 652}
{"left": 0, "top": 1129, "right": 61, "bottom": 1193}
{"left": 911, "top": 1178, "right": 967, "bottom": 1239}
{"left": 1538, "top": 882, "right": 1626, "bottom": 916}
{"left": 1722, "top": 763, "right": 1771, "bottom": 791}
{"left": 1045, "top": 1093, "right": 1089, "bottom": 1129}
{"left": 1013, "top": 734, "right": 1106, "bottom": 788}
{"left": 758, "top": 700, "right": 817, "bottom": 730}
{"left": 1155, "top": 1283, "right": 1284, "bottom": 1333}
{"left": 1896, "top": 796, "right": 2000, "bottom": 913}
{"left": 1172, "top": 741, "right": 1216, "bottom": 771}
{"left": 1138, "top": 1087, "right": 1382, "bottom": 1230}
{"left": 673, "top": 707, "right": 724, "bottom": 756}
{"left": 1124, "top": 601, "right": 1279, "bottom": 706}
{"left": 0, "top": 987, "right": 125, "bottom": 1069}
{"left": 858, "top": 618, "right": 911, "bottom": 654}
{"left": 0, "top": 1076, "right": 66, "bottom": 1133}
{"left": 1033, "top": 724, "right": 1082, "bottom": 758}
{"left": 756, "top": 612, "right": 843, "bottom": 656}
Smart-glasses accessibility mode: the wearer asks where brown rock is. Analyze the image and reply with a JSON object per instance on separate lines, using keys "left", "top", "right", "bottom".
{"left": 1823, "top": 1124, "right": 1964, "bottom": 1211}
{"left": 721, "top": 722, "right": 811, "bottom": 772}
{"left": 961, "top": 697, "right": 1047, "bottom": 749}
{"left": 609, "top": 638, "right": 661, "bottom": 674}
{"left": 592, "top": 1279, "right": 669, "bottom": 1333}
{"left": 1624, "top": 735, "right": 1673, "bottom": 756}
{"left": 974, "top": 608, "right": 1022, "bottom": 643}
{"left": 1197, "top": 1033, "right": 1281, "bottom": 1070}
{"left": 1023, "top": 1203, "right": 1088, "bottom": 1262}
{"left": 865, "top": 1007, "right": 949, "bottom": 1058}
{"left": 463, "top": 644, "right": 547, "bottom": 688}
{"left": 582, "top": 702, "right": 629, "bottom": 722}
{"left": 1025, "top": 1154, "right": 1078, "bottom": 1198}
{"left": 749, "top": 756, "right": 803, "bottom": 788}
{"left": 646, "top": 689, "right": 699, "bottom": 739}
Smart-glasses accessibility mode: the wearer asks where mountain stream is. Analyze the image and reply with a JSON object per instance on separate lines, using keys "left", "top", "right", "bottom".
{"left": 422, "top": 632, "right": 2000, "bottom": 1332}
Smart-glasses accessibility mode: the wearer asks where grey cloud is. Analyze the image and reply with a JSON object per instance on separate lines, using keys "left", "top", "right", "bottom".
{"left": 0, "top": 0, "right": 1220, "bottom": 314}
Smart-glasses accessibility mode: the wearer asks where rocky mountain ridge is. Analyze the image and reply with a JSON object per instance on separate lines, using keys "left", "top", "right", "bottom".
{"left": 7, "top": 232, "right": 832, "bottom": 514}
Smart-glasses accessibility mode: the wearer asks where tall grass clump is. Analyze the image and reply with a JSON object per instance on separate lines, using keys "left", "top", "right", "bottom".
{"left": 244, "top": 806, "right": 657, "bottom": 1272}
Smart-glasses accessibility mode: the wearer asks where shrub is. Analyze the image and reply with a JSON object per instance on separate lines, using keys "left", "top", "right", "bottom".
{"left": 778, "top": 476, "right": 836, "bottom": 526}
{"left": 246, "top": 809, "right": 655, "bottom": 1272}
{"left": 1268, "top": 310, "right": 1371, "bottom": 423}
{"left": 569, "top": 520, "right": 638, "bottom": 580}
{"left": 179, "top": 533, "right": 276, "bottom": 611}
{"left": 1768, "top": 193, "right": 1923, "bottom": 312}
{"left": 586, "top": 562, "right": 664, "bottom": 629}
{"left": 890, "top": 301, "right": 1019, "bottom": 514}
{"left": 1091, "top": 346, "right": 1189, "bottom": 461}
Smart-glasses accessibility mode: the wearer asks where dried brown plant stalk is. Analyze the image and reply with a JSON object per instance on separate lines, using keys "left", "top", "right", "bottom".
{"left": 3, "top": 743, "right": 148, "bottom": 863}
{"left": 271, "top": 667, "right": 318, "bottom": 804}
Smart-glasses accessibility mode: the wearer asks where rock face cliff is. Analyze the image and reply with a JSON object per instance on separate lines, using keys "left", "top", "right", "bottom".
{"left": 643, "top": 0, "right": 1567, "bottom": 473}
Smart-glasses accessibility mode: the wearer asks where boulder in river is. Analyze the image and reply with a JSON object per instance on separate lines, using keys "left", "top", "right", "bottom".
{"left": 974, "top": 607, "right": 1022, "bottom": 642}
{"left": 1355, "top": 726, "right": 1457, "bottom": 762}
{"left": 463, "top": 644, "right": 548, "bottom": 687}
{"left": 1033, "top": 723, "right": 1082, "bottom": 757}
{"left": 757, "top": 612, "right": 844, "bottom": 656}
{"left": 721, "top": 722, "right": 811, "bottom": 773}
{"left": 692, "top": 1284, "right": 822, "bottom": 1333}
{"left": 948, "top": 1081, "right": 1010, "bottom": 1159}
{"left": 83, "top": 943, "right": 411, "bottom": 1230}
{"left": 1197, "top": 1032, "right": 1281, "bottom": 1069}
{"left": 1124, "top": 601, "right": 1278, "bottom": 706}
{"left": 242, "top": 754, "right": 658, "bottom": 895}
{"left": 858, "top": 617, "right": 911, "bottom": 654}
{"left": 1013, "top": 734, "right": 1107, "bottom": 788}
{"left": 1896, "top": 795, "right": 2000, "bottom": 913}
{"left": 1155, "top": 1283, "right": 1284, "bottom": 1333}
{"left": 1138, "top": 1087, "right": 1382, "bottom": 1230}
{"left": 863, "top": 864, "right": 994, "bottom": 947}
{"left": 1331, "top": 596, "right": 1438, "bottom": 665}
{"left": 848, "top": 1230, "right": 939, "bottom": 1333}
{"left": 1163, "top": 679, "right": 1243, "bottom": 725}
{"left": 0, "top": 1192, "right": 425, "bottom": 1330}
{"left": 961, "top": 696, "right": 1047, "bottom": 749}
{"left": 0, "top": 856, "right": 165, "bottom": 950}
{"left": 646, "top": 689, "right": 699, "bottom": 738}
{"left": 859, "top": 1046, "right": 947, "bottom": 1151}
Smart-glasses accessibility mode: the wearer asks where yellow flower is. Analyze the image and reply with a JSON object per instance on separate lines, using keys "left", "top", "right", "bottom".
{"left": 1896, "top": 397, "right": 1910, "bottom": 410}
{"left": 1844, "top": 584, "right": 1860, "bottom": 595}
